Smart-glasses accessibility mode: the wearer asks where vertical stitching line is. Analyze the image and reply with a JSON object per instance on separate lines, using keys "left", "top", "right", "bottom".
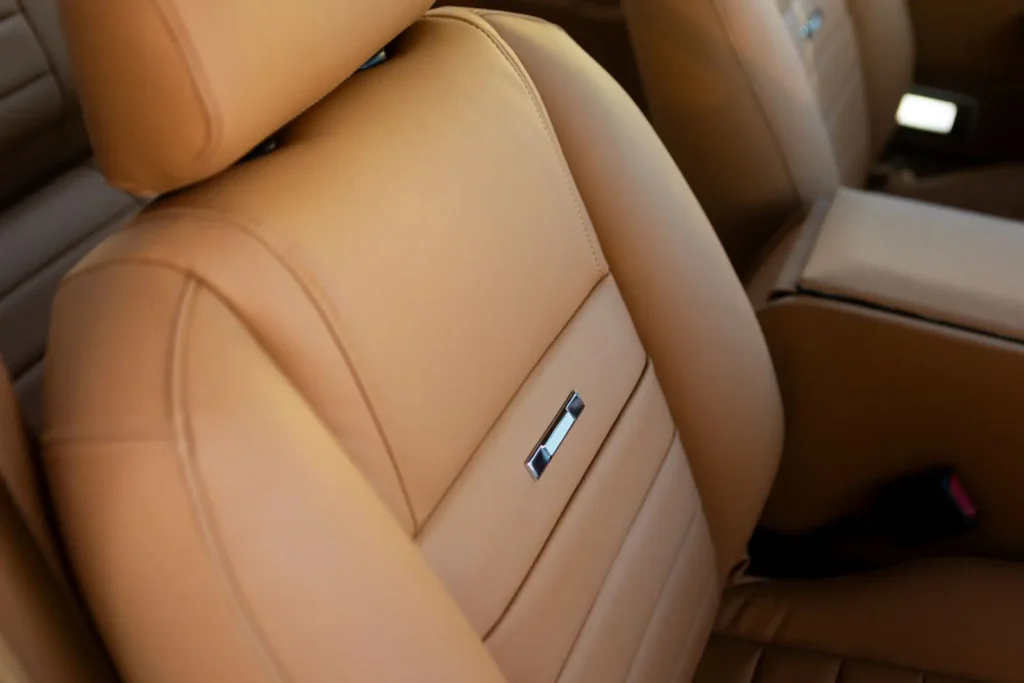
{"left": 137, "top": 0, "right": 219, "bottom": 183}
{"left": 659, "top": 585, "right": 719, "bottom": 683}
{"left": 428, "top": 10, "right": 605, "bottom": 277}
{"left": 550, "top": 433, "right": 687, "bottom": 681}
{"left": 169, "top": 277, "right": 292, "bottom": 683}
{"left": 621, "top": 503, "right": 705, "bottom": 681}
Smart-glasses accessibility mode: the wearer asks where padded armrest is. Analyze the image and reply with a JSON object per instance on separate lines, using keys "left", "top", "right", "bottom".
{"left": 801, "top": 188, "right": 1024, "bottom": 341}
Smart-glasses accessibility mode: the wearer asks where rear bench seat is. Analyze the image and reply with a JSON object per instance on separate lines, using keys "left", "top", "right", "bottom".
{"left": 0, "top": 0, "right": 140, "bottom": 433}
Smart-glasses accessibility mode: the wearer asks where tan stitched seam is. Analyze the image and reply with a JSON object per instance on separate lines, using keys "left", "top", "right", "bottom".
{"left": 0, "top": 202, "right": 135, "bottom": 303}
{"left": 426, "top": 9, "right": 605, "bottom": 277}
{"left": 660, "top": 579, "right": 721, "bottom": 683}
{"left": 478, "top": 353, "right": 650, "bottom": 636}
{"left": 465, "top": 7, "right": 565, "bottom": 30}
{"left": 622, "top": 492, "right": 707, "bottom": 681}
{"left": 550, "top": 430, "right": 692, "bottom": 680}
{"left": 65, "top": 209, "right": 418, "bottom": 528}
{"left": 142, "top": 0, "right": 220, "bottom": 181}
{"left": 47, "top": 260, "right": 349, "bottom": 458}
{"left": 170, "top": 276, "right": 292, "bottom": 683}
{"left": 417, "top": 273, "right": 611, "bottom": 532}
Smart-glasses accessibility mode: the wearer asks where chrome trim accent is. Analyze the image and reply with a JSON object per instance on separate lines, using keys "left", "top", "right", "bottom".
{"left": 801, "top": 8, "right": 824, "bottom": 39}
{"left": 525, "top": 391, "right": 585, "bottom": 480}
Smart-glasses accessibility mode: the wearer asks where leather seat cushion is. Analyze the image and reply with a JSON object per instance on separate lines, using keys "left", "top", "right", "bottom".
{"left": 885, "top": 164, "right": 1024, "bottom": 224}
{"left": 697, "top": 558, "right": 1024, "bottom": 683}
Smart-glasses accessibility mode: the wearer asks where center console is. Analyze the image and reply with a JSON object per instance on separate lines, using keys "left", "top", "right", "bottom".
{"left": 753, "top": 188, "right": 1024, "bottom": 562}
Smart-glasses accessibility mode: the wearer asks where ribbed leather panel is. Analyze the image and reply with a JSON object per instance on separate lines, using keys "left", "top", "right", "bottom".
{"left": 0, "top": 165, "right": 138, "bottom": 431}
{"left": 0, "top": 4, "right": 62, "bottom": 149}
{"left": 420, "top": 278, "right": 718, "bottom": 683}
{"left": 420, "top": 279, "right": 646, "bottom": 635}
{"left": 0, "top": 0, "right": 90, "bottom": 208}
{"left": 696, "top": 637, "right": 975, "bottom": 683}
{"left": 0, "top": 0, "right": 137, "bottom": 433}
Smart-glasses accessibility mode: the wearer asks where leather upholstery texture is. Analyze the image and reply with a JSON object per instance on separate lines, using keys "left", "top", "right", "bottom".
{"left": 43, "top": 3, "right": 1024, "bottom": 683}
{"left": 431, "top": 0, "right": 649, "bottom": 112}
{"left": 698, "top": 637, "right": 978, "bottom": 683}
{"left": 885, "top": 164, "right": 1024, "bottom": 223}
{"left": 0, "top": 365, "right": 119, "bottom": 683}
{"left": 702, "top": 558, "right": 1024, "bottom": 683}
{"left": 625, "top": 0, "right": 1024, "bottom": 279}
{"left": 621, "top": 0, "right": 868, "bottom": 277}
{"left": 0, "top": 0, "right": 140, "bottom": 433}
{"left": 759, "top": 294, "right": 1024, "bottom": 559}
{"left": 802, "top": 188, "right": 1024, "bottom": 342}
{"left": 45, "top": 7, "right": 789, "bottom": 682}
{"left": 0, "top": 0, "right": 83, "bottom": 206}
{"left": 60, "top": 0, "right": 435, "bottom": 196}
{"left": 626, "top": 0, "right": 1021, "bottom": 277}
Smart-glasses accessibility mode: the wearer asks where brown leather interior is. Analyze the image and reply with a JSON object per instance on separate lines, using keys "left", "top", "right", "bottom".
{"left": 623, "top": 0, "right": 1024, "bottom": 278}
{"left": 431, "top": 0, "right": 648, "bottom": 111}
{"left": 759, "top": 293, "right": 1024, "bottom": 562}
{"left": 801, "top": 188, "right": 1024, "bottom": 341}
{"left": 0, "top": 364, "right": 118, "bottom": 683}
{"left": 61, "top": 0, "right": 438, "bottom": 197}
{"left": 0, "top": 0, "right": 139, "bottom": 434}
{"left": 700, "top": 558, "right": 1024, "bottom": 683}
{"left": 11, "top": 2, "right": 1024, "bottom": 683}
{"left": 749, "top": 193, "right": 1024, "bottom": 561}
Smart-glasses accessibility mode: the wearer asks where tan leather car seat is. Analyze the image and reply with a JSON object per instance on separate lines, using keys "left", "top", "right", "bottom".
{"left": 0, "top": 0, "right": 140, "bottom": 434}
{"left": 431, "top": 0, "right": 649, "bottom": 112}
{"left": 623, "top": 0, "right": 1024, "bottom": 278}
{"left": 44, "top": 2, "right": 1024, "bottom": 683}
{"left": 0, "top": 364, "right": 118, "bottom": 683}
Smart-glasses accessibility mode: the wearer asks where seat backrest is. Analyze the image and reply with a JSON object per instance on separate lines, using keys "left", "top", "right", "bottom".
{"left": 0, "top": 364, "right": 118, "bottom": 683}
{"left": 46, "top": 2, "right": 783, "bottom": 682}
{"left": 623, "top": 0, "right": 915, "bottom": 277}
{"left": 431, "top": 0, "right": 649, "bottom": 112}
{"left": 0, "top": 0, "right": 140, "bottom": 434}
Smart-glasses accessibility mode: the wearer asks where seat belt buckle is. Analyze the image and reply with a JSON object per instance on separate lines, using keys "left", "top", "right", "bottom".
{"left": 875, "top": 467, "right": 978, "bottom": 543}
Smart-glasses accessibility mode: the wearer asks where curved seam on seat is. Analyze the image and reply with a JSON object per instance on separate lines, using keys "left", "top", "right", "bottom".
{"left": 0, "top": 202, "right": 134, "bottom": 301}
{"left": 131, "top": 0, "right": 219, "bottom": 189}
{"left": 467, "top": 8, "right": 568, "bottom": 29}
{"left": 426, "top": 10, "right": 604, "bottom": 277}
{"left": 707, "top": 0, "right": 813, "bottom": 203}
{"left": 169, "top": 276, "right": 292, "bottom": 683}
{"left": 52, "top": 258, "right": 354, "bottom": 453}
{"left": 64, "top": 211, "right": 418, "bottom": 527}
